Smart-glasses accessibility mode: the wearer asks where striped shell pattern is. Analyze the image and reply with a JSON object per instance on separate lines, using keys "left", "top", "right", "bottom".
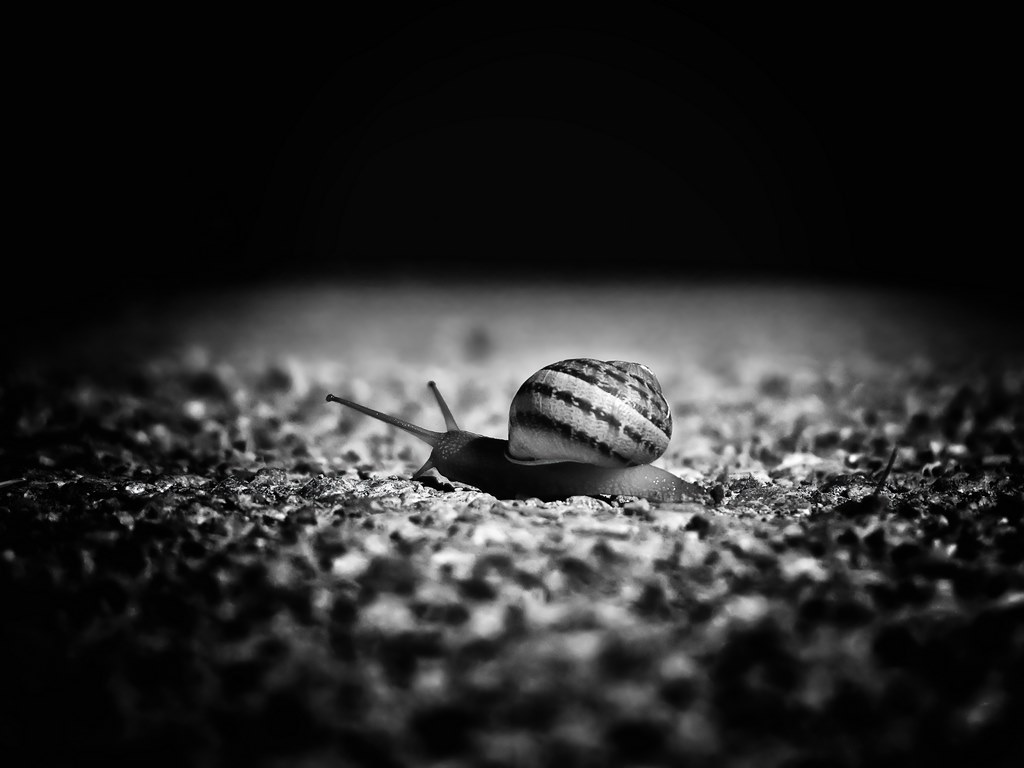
{"left": 506, "top": 359, "right": 673, "bottom": 468}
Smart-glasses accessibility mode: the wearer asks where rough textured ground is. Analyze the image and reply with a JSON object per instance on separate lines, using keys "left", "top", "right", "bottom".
{"left": 2, "top": 283, "right": 1023, "bottom": 767}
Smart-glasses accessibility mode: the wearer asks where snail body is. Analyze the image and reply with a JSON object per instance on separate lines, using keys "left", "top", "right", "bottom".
{"left": 326, "top": 359, "right": 702, "bottom": 503}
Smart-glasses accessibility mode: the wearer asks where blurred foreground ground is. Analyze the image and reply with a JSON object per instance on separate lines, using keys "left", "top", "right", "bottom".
{"left": 2, "top": 281, "right": 1023, "bottom": 767}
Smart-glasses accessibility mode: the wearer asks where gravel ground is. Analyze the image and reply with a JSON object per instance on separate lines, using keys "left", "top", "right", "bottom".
{"left": 2, "top": 283, "right": 1023, "bottom": 767}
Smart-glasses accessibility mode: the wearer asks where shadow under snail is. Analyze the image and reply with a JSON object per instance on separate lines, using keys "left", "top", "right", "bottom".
{"left": 326, "top": 358, "right": 705, "bottom": 502}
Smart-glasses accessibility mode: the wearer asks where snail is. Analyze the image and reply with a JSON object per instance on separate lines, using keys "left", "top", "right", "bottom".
{"left": 326, "top": 358, "right": 704, "bottom": 502}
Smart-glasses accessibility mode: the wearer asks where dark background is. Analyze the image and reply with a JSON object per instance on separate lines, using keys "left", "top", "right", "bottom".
{"left": 9, "top": 5, "right": 1014, "bottom": 344}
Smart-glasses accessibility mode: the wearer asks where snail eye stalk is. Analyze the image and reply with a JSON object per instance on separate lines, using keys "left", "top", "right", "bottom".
{"left": 427, "top": 381, "right": 460, "bottom": 432}
{"left": 325, "top": 393, "right": 442, "bottom": 447}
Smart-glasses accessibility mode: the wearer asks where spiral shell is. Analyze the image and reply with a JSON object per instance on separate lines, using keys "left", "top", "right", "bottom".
{"left": 506, "top": 358, "right": 673, "bottom": 467}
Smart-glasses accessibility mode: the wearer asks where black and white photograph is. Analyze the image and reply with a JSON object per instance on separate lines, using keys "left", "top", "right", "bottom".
{"left": 3, "top": 5, "right": 1021, "bottom": 767}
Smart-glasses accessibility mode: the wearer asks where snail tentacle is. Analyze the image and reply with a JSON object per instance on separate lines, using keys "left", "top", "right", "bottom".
{"left": 427, "top": 381, "right": 460, "bottom": 431}
{"left": 410, "top": 457, "right": 435, "bottom": 480}
{"left": 325, "top": 393, "right": 441, "bottom": 447}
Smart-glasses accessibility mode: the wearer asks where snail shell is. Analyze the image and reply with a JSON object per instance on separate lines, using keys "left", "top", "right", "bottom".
{"left": 506, "top": 358, "right": 673, "bottom": 467}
